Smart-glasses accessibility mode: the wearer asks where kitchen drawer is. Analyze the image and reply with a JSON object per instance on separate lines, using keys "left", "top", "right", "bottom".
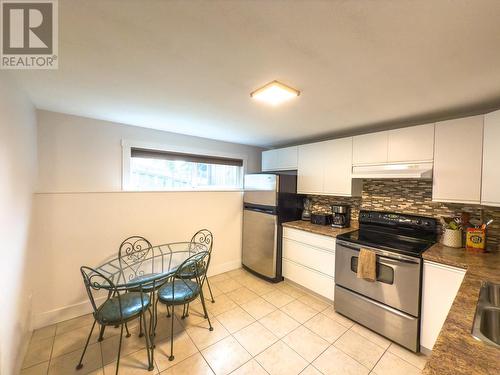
{"left": 283, "top": 238, "right": 335, "bottom": 277}
{"left": 282, "top": 227, "right": 335, "bottom": 252}
{"left": 282, "top": 259, "right": 334, "bottom": 300}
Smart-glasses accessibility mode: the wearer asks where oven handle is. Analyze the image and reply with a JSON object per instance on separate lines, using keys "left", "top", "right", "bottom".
{"left": 336, "top": 240, "right": 420, "bottom": 264}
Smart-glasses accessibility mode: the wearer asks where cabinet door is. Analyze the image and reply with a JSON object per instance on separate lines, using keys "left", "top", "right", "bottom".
{"left": 388, "top": 123, "right": 435, "bottom": 163}
{"left": 482, "top": 110, "right": 500, "bottom": 207}
{"left": 261, "top": 149, "right": 278, "bottom": 171}
{"left": 420, "top": 261, "right": 465, "bottom": 350}
{"left": 323, "top": 137, "right": 358, "bottom": 196}
{"left": 432, "top": 116, "right": 483, "bottom": 204}
{"left": 353, "top": 131, "right": 389, "bottom": 165}
{"left": 282, "top": 259, "right": 335, "bottom": 300}
{"left": 298, "top": 142, "right": 325, "bottom": 194}
{"left": 277, "top": 146, "right": 298, "bottom": 170}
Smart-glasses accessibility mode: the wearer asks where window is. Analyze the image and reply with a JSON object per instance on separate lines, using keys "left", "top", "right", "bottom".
{"left": 127, "top": 147, "right": 244, "bottom": 191}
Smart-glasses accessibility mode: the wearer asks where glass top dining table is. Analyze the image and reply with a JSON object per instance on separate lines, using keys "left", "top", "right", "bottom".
{"left": 93, "top": 241, "right": 209, "bottom": 290}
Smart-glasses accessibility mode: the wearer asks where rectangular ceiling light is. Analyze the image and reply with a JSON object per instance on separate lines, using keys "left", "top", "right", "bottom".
{"left": 250, "top": 80, "right": 300, "bottom": 106}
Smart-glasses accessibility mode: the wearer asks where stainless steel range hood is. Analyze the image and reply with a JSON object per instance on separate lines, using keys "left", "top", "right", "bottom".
{"left": 351, "top": 162, "right": 433, "bottom": 179}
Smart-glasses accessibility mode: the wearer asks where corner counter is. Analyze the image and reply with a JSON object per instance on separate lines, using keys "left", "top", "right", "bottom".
{"left": 422, "top": 244, "right": 500, "bottom": 375}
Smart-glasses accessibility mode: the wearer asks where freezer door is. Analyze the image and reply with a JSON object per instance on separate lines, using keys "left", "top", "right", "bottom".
{"left": 242, "top": 208, "right": 278, "bottom": 278}
{"left": 244, "top": 174, "right": 278, "bottom": 206}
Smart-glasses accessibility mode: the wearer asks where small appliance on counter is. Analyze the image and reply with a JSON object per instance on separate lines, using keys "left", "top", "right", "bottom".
{"left": 301, "top": 197, "right": 312, "bottom": 221}
{"left": 311, "top": 213, "right": 333, "bottom": 226}
{"left": 331, "top": 205, "right": 350, "bottom": 228}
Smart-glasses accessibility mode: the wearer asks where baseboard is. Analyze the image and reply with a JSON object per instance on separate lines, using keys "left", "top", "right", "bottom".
{"left": 420, "top": 346, "right": 432, "bottom": 356}
{"left": 32, "top": 259, "right": 242, "bottom": 330}
{"left": 207, "top": 259, "right": 242, "bottom": 277}
{"left": 32, "top": 296, "right": 105, "bottom": 330}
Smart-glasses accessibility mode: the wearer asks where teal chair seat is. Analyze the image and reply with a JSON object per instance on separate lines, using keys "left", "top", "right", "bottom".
{"left": 96, "top": 292, "right": 151, "bottom": 325}
{"left": 158, "top": 280, "right": 200, "bottom": 305}
{"left": 177, "top": 265, "right": 206, "bottom": 279}
{"left": 128, "top": 273, "right": 160, "bottom": 293}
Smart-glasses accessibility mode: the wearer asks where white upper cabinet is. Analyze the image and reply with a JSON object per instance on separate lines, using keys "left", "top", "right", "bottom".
{"left": 277, "top": 146, "right": 298, "bottom": 170}
{"left": 298, "top": 142, "right": 325, "bottom": 194}
{"left": 432, "top": 115, "right": 483, "bottom": 204}
{"left": 261, "top": 149, "right": 278, "bottom": 171}
{"left": 261, "top": 146, "right": 298, "bottom": 171}
{"left": 387, "top": 123, "right": 435, "bottom": 163}
{"left": 482, "top": 110, "right": 500, "bottom": 207}
{"left": 323, "top": 137, "right": 362, "bottom": 196}
{"left": 353, "top": 124, "right": 435, "bottom": 166}
{"left": 298, "top": 138, "right": 361, "bottom": 196}
{"left": 353, "top": 131, "right": 389, "bottom": 165}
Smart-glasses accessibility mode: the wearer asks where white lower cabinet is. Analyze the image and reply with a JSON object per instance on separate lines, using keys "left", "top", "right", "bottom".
{"left": 282, "top": 228, "right": 335, "bottom": 300}
{"left": 420, "top": 260, "right": 466, "bottom": 350}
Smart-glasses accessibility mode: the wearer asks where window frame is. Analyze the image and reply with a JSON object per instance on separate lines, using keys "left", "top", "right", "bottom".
{"left": 121, "top": 140, "right": 247, "bottom": 191}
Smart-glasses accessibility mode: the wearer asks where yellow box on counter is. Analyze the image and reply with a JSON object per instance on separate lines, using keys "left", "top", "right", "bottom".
{"left": 466, "top": 228, "right": 486, "bottom": 251}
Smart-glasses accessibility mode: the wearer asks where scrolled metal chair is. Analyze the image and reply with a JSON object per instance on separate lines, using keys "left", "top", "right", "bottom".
{"left": 178, "top": 229, "right": 215, "bottom": 302}
{"left": 118, "top": 235, "right": 160, "bottom": 338}
{"left": 156, "top": 250, "right": 213, "bottom": 361}
{"left": 176, "top": 229, "right": 214, "bottom": 320}
{"left": 76, "top": 266, "right": 153, "bottom": 374}
{"left": 118, "top": 236, "right": 154, "bottom": 285}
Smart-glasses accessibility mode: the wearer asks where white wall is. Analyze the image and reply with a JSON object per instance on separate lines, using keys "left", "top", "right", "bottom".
{"left": 37, "top": 110, "right": 263, "bottom": 193}
{"left": 32, "top": 111, "right": 263, "bottom": 328}
{"left": 0, "top": 75, "right": 37, "bottom": 375}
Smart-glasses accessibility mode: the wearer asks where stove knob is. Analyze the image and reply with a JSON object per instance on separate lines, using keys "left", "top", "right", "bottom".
{"left": 416, "top": 219, "right": 422, "bottom": 225}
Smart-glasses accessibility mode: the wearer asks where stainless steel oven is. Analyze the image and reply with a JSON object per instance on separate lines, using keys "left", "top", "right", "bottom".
{"left": 334, "top": 210, "right": 438, "bottom": 353}
{"left": 335, "top": 240, "right": 421, "bottom": 316}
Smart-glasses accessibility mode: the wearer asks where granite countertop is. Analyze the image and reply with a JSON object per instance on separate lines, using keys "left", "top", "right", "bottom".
{"left": 282, "top": 220, "right": 358, "bottom": 238}
{"left": 283, "top": 221, "right": 499, "bottom": 373}
{"left": 422, "top": 244, "right": 500, "bottom": 375}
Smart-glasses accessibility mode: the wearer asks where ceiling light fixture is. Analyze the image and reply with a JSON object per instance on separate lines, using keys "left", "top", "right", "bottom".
{"left": 250, "top": 80, "right": 300, "bottom": 106}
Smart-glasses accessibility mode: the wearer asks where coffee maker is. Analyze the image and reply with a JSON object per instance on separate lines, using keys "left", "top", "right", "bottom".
{"left": 331, "top": 205, "right": 350, "bottom": 228}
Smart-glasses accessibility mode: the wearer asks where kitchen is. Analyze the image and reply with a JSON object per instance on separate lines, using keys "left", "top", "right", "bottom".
{"left": 242, "top": 115, "right": 500, "bottom": 374}
{"left": 2, "top": 1, "right": 500, "bottom": 375}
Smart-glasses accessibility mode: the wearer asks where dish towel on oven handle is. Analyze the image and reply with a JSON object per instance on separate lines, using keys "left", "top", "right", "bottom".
{"left": 357, "top": 248, "right": 377, "bottom": 281}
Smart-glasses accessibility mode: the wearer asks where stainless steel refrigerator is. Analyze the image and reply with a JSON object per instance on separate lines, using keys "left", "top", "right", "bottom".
{"left": 242, "top": 173, "right": 301, "bottom": 282}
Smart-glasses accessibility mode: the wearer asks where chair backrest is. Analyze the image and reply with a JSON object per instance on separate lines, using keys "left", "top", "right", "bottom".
{"left": 80, "top": 266, "right": 118, "bottom": 315}
{"left": 118, "top": 236, "right": 154, "bottom": 281}
{"left": 190, "top": 229, "right": 213, "bottom": 253}
{"left": 171, "top": 251, "right": 211, "bottom": 299}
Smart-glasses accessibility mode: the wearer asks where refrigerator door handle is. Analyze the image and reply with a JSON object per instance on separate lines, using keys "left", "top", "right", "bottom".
{"left": 244, "top": 205, "right": 276, "bottom": 215}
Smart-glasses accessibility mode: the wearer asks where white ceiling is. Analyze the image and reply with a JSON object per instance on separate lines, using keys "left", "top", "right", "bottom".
{"left": 9, "top": 0, "right": 500, "bottom": 147}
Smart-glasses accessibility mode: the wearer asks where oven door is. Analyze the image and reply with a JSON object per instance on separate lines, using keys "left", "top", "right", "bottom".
{"left": 335, "top": 240, "right": 421, "bottom": 317}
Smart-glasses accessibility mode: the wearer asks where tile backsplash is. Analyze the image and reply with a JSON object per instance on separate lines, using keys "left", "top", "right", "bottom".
{"left": 308, "top": 179, "right": 500, "bottom": 251}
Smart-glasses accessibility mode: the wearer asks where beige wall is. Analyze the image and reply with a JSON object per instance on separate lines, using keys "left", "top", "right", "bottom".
{"left": 31, "top": 111, "right": 262, "bottom": 328}
{"left": 0, "top": 75, "right": 37, "bottom": 375}
{"left": 31, "top": 191, "right": 244, "bottom": 328}
{"left": 37, "top": 110, "right": 263, "bottom": 193}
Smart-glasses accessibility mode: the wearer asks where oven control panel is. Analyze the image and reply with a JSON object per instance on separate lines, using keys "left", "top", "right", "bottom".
{"left": 359, "top": 210, "right": 437, "bottom": 232}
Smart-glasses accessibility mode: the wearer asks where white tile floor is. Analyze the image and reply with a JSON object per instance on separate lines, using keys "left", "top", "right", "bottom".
{"left": 21, "top": 268, "right": 427, "bottom": 375}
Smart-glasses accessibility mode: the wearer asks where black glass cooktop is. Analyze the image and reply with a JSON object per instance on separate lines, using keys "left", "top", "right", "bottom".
{"left": 336, "top": 229, "right": 435, "bottom": 257}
